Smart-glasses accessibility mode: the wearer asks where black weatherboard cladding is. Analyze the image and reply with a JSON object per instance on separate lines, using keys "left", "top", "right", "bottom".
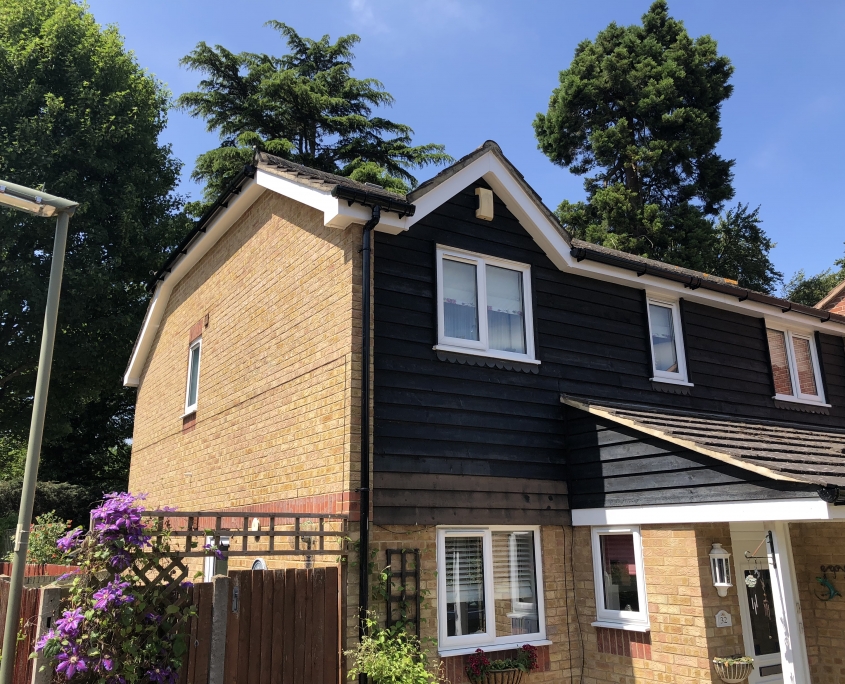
{"left": 372, "top": 181, "right": 836, "bottom": 520}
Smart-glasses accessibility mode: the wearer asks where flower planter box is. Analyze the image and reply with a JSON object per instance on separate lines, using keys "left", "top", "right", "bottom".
{"left": 713, "top": 659, "right": 753, "bottom": 683}
{"left": 470, "top": 669, "right": 525, "bottom": 684}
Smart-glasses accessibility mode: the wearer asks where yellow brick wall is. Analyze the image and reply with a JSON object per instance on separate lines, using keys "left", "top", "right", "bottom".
{"left": 790, "top": 521, "right": 845, "bottom": 684}
{"left": 573, "top": 523, "right": 745, "bottom": 684}
{"left": 129, "top": 190, "right": 363, "bottom": 512}
{"left": 367, "top": 524, "right": 580, "bottom": 683}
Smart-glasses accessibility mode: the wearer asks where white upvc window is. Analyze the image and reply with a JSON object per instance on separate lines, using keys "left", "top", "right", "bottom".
{"left": 765, "top": 325, "right": 827, "bottom": 405}
{"left": 435, "top": 246, "right": 537, "bottom": 364}
{"left": 591, "top": 526, "right": 649, "bottom": 631}
{"left": 437, "top": 527, "right": 546, "bottom": 654}
{"left": 646, "top": 296, "right": 689, "bottom": 385}
{"left": 184, "top": 338, "right": 202, "bottom": 414}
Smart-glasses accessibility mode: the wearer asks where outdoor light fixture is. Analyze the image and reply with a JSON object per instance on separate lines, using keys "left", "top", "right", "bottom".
{"left": 709, "top": 543, "right": 733, "bottom": 597}
{"left": 0, "top": 179, "right": 77, "bottom": 684}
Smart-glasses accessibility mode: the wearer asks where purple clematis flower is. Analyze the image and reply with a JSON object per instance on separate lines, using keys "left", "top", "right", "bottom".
{"left": 56, "top": 645, "right": 88, "bottom": 678}
{"left": 56, "top": 528, "right": 84, "bottom": 553}
{"left": 146, "top": 665, "right": 177, "bottom": 683}
{"left": 96, "top": 655, "right": 114, "bottom": 672}
{"left": 92, "top": 577, "right": 134, "bottom": 610}
{"left": 33, "top": 628, "right": 57, "bottom": 652}
{"left": 55, "top": 608, "right": 85, "bottom": 638}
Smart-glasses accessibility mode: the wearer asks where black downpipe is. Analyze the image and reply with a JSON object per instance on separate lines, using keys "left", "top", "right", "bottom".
{"left": 358, "top": 205, "right": 380, "bottom": 671}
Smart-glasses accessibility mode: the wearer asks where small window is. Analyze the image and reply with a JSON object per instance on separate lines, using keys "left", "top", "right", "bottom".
{"left": 436, "top": 247, "right": 536, "bottom": 363}
{"left": 766, "top": 327, "right": 825, "bottom": 404}
{"left": 437, "top": 527, "right": 545, "bottom": 652}
{"left": 646, "top": 298, "right": 688, "bottom": 384}
{"left": 185, "top": 338, "right": 201, "bottom": 413}
{"left": 591, "top": 526, "right": 649, "bottom": 630}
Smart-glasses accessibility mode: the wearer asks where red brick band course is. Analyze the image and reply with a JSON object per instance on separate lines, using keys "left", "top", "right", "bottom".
{"left": 595, "top": 627, "right": 652, "bottom": 660}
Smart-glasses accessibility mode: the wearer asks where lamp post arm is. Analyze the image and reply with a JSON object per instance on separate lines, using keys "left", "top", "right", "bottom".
{"left": 0, "top": 210, "right": 71, "bottom": 684}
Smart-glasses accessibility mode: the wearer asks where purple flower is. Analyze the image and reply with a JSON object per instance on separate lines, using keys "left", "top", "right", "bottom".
{"left": 203, "top": 543, "right": 226, "bottom": 560}
{"left": 55, "top": 608, "right": 84, "bottom": 638}
{"left": 145, "top": 611, "right": 163, "bottom": 625}
{"left": 146, "top": 665, "right": 177, "bottom": 683}
{"left": 180, "top": 580, "right": 194, "bottom": 589}
{"left": 91, "top": 492, "right": 151, "bottom": 549}
{"left": 56, "top": 645, "right": 88, "bottom": 678}
{"left": 56, "top": 528, "right": 83, "bottom": 552}
{"left": 92, "top": 577, "right": 134, "bottom": 610}
{"left": 96, "top": 655, "right": 114, "bottom": 672}
{"left": 34, "top": 628, "right": 57, "bottom": 652}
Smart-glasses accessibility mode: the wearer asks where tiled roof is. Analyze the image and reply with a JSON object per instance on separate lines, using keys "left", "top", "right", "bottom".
{"left": 562, "top": 396, "right": 845, "bottom": 487}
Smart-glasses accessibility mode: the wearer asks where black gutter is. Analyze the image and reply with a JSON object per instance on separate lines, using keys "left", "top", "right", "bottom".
{"left": 331, "top": 185, "right": 416, "bottom": 218}
{"left": 145, "top": 164, "right": 256, "bottom": 291}
{"left": 571, "top": 245, "right": 845, "bottom": 327}
{"left": 358, "top": 205, "right": 380, "bottom": 678}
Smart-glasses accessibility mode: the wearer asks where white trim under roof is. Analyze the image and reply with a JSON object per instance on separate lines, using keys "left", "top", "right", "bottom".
{"left": 124, "top": 143, "right": 845, "bottom": 388}
{"left": 572, "top": 498, "right": 845, "bottom": 526}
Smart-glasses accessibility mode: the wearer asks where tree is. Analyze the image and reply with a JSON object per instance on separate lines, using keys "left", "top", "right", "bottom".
{"left": 178, "top": 22, "right": 451, "bottom": 212}
{"left": 782, "top": 247, "right": 845, "bottom": 306}
{"left": 534, "top": 0, "right": 777, "bottom": 288}
{"left": 0, "top": 0, "right": 184, "bottom": 492}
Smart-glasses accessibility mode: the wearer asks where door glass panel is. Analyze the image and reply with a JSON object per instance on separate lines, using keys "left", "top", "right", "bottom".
{"left": 744, "top": 570, "right": 781, "bottom": 656}
{"left": 492, "top": 531, "right": 539, "bottom": 636}
{"left": 792, "top": 336, "right": 818, "bottom": 396}
{"left": 486, "top": 265, "right": 525, "bottom": 354}
{"left": 445, "top": 536, "right": 486, "bottom": 637}
{"left": 766, "top": 329, "right": 794, "bottom": 395}
{"left": 600, "top": 534, "right": 640, "bottom": 612}
{"left": 443, "top": 259, "right": 479, "bottom": 341}
{"left": 649, "top": 304, "right": 678, "bottom": 373}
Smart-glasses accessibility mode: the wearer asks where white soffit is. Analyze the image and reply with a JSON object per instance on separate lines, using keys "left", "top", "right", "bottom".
{"left": 571, "top": 498, "right": 845, "bottom": 526}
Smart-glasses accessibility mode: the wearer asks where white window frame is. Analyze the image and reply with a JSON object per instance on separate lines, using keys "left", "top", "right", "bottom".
{"left": 766, "top": 324, "right": 828, "bottom": 406}
{"left": 184, "top": 337, "right": 202, "bottom": 414}
{"left": 436, "top": 526, "right": 547, "bottom": 654}
{"left": 434, "top": 246, "right": 538, "bottom": 364}
{"left": 645, "top": 296, "right": 690, "bottom": 385}
{"left": 590, "top": 525, "right": 650, "bottom": 631}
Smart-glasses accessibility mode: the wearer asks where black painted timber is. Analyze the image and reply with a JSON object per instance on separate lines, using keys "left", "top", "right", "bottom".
{"left": 372, "top": 180, "right": 839, "bottom": 520}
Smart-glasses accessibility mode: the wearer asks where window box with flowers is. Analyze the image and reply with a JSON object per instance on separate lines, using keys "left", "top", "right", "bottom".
{"left": 466, "top": 645, "right": 539, "bottom": 684}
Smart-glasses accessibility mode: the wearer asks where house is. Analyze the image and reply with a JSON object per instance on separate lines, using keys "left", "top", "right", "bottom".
{"left": 125, "top": 141, "right": 845, "bottom": 684}
{"left": 817, "top": 279, "right": 845, "bottom": 317}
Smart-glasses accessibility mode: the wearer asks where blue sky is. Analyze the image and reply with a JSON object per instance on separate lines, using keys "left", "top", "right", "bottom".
{"left": 86, "top": 0, "right": 845, "bottom": 284}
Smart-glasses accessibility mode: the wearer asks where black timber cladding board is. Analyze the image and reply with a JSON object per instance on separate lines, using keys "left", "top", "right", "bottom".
{"left": 371, "top": 180, "right": 843, "bottom": 520}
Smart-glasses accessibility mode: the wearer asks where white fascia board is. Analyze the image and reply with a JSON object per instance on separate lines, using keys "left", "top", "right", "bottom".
{"left": 255, "top": 169, "right": 407, "bottom": 234}
{"left": 571, "top": 498, "right": 845, "bottom": 527}
{"left": 123, "top": 179, "right": 265, "bottom": 387}
{"left": 405, "top": 150, "right": 843, "bottom": 336}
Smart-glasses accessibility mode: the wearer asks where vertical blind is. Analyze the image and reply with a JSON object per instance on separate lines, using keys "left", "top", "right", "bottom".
{"left": 443, "top": 259, "right": 479, "bottom": 341}
{"left": 486, "top": 265, "right": 526, "bottom": 354}
{"left": 649, "top": 303, "right": 678, "bottom": 373}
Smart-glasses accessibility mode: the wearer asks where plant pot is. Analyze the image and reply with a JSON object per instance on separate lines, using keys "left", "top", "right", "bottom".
{"left": 713, "top": 660, "right": 753, "bottom": 683}
{"left": 469, "top": 669, "right": 525, "bottom": 684}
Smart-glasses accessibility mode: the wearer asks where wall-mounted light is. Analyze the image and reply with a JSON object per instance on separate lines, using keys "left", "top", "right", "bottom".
{"left": 710, "top": 543, "right": 733, "bottom": 597}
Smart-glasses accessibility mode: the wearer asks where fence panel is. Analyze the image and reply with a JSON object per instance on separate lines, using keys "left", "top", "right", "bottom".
{"left": 0, "top": 578, "right": 41, "bottom": 683}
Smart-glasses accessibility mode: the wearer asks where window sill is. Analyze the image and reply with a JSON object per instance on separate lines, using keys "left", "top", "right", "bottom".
{"left": 434, "top": 345, "right": 540, "bottom": 365}
{"left": 591, "top": 621, "right": 650, "bottom": 633}
{"left": 181, "top": 409, "right": 198, "bottom": 419}
{"left": 649, "top": 377, "right": 693, "bottom": 387}
{"left": 772, "top": 394, "right": 830, "bottom": 408}
{"left": 438, "top": 639, "right": 552, "bottom": 658}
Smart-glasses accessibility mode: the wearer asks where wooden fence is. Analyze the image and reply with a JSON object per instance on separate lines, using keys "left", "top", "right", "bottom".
{"left": 0, "top": 579, "right": 41, "bottom": 683}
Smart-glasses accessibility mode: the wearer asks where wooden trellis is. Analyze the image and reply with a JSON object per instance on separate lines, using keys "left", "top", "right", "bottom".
{"left": 384, "top": 548, "right": 421, "bottom": 637}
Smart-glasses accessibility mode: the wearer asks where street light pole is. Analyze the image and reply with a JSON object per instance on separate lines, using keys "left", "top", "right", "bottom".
{"left": 0, "top": 181, "right": 77, "bottom": 683}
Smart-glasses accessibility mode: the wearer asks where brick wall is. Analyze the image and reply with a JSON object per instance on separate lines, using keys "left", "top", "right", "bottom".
{"left": 790, "top": 521, "right": 845, "bottom": 683}
{"left": 367, "top": 525, "right": 579, "bottom": 684}
{"left": 573, "top": 523, "right": 745, "bottom": 684}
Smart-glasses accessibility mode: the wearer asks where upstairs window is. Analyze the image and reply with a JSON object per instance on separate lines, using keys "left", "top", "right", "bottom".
{"left": 437, "top": 527, "right": 545, "bottom": 652}
{"left": 646, "top": 297, "right": 689, "bottom": 384}
{"left": 436, "top": 247, "right": 536, "bottom": 362}
{"left": 185, "top": 338, "right": 201, "bottom": 414}
{"left": 766, "top": 327, "right": 825, "bottom": 404}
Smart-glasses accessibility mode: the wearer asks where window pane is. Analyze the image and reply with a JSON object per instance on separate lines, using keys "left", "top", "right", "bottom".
{"left": 744, "top": 570, "right": 781, "bottom": 656}
{"left": 443, "top": 259, "right": 479, "bottom": 341}
{"left": 792, "top": 336, "right": 818, "bottom": 396}
{"left": 486, "top": 265, "right": 526, "bottom": 354}
{"left": 186, "top": 345, "right": 200, "bottom": 408}
{"left": 445, "top": 536, "right": 486, "bottom": 637}
{"left": 766, "top": 329, "right": 794, "bottom": 396}
{"left": 649, "top": 304, "right": 678, "bottom": 373}
{"left": 492, "top": 531, "right": 539, "bottom": 636}
{"left": 600, "top": 534, "right": 640, "bottom": 613}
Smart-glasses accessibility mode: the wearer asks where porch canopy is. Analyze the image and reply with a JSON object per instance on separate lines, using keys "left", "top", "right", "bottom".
{"left": 562, "top": 395, "right": 845, "bottom": 488}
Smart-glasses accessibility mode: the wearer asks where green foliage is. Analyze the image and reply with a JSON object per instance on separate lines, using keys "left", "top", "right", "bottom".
{"left": 345, "top": 616, "right": 446, "bottom": 684}
{"left": 534, "top": 1, "right": 778, "bottom": 288}
{"left": 177, "top": 22, "right": 451, "bottom": 211}
{"left": 6, "top": 511, "right": 72, "bottom": 565}
{"left": 0, "top": 0, "right": 185, "bottom": 491}
{"left": 0, "top": 480, "right": 95, "bottom": 529}
{"left": 782, "top": 246, "right": 845, "bottom": 306}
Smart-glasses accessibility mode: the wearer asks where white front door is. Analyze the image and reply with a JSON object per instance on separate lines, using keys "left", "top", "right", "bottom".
{"left": 730, "top": 523, "right": 810, "bottom": 684}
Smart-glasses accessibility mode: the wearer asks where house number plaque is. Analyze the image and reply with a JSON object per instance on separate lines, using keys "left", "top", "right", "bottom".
{"left": 715, "top": 610, "right": 732, "bottom": 628}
